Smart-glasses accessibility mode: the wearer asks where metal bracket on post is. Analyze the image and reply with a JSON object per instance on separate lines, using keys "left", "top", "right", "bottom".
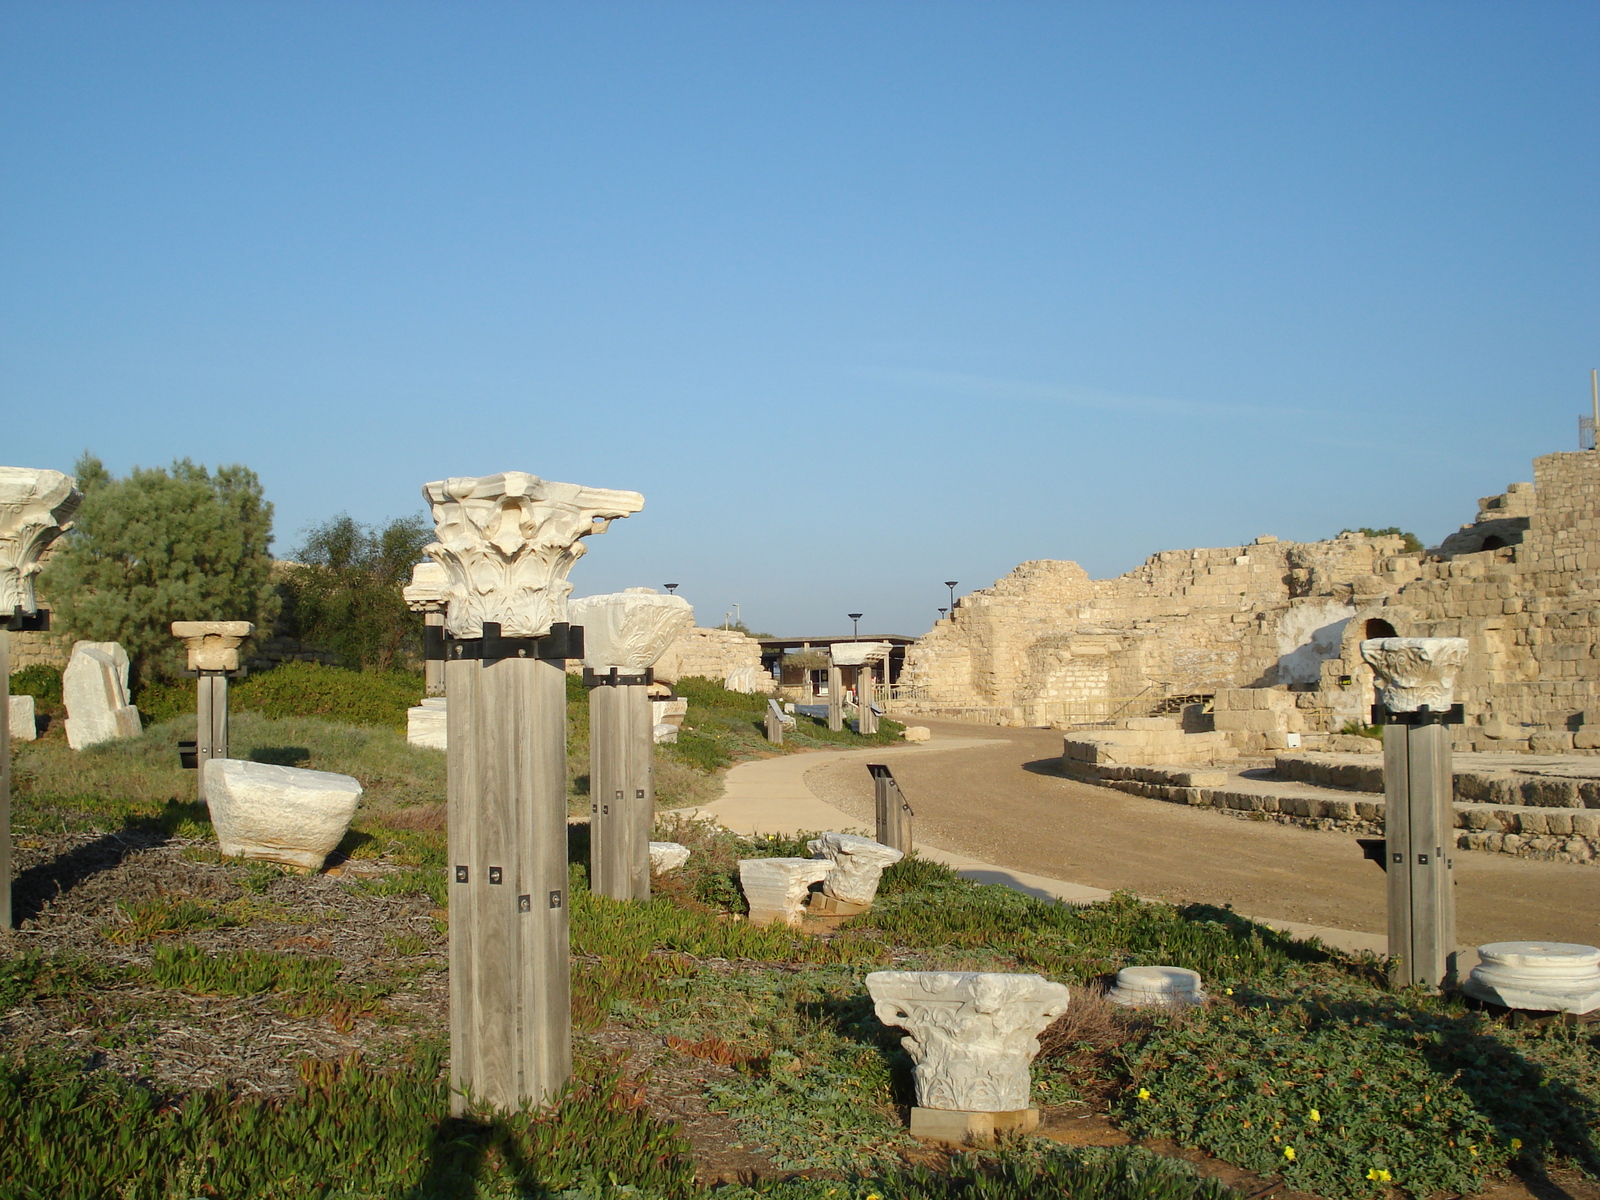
{"left": 446, "top": 622, "right": 584, "bottom": 663}
{"left": 423, "top": 623, "right": 447, "bottom": 661}
{"left": 581, "top": 666, "right": 652, "bottom": 688}
{"left": 4, "top": 607, "right": 49, "bottom": 633}
{"left": 1371, "top": 703, "right": 1464, "bottom": 727}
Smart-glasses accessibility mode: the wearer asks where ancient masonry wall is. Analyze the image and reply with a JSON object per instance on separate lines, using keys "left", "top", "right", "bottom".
{"left": 651, "top": 627, "right": 764, "bottom": 686}
{"left": 899, "top": 449, "right": 1600, "bottom": 753}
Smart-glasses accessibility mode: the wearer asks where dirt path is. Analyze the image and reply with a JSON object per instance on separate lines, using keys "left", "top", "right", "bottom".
{"left": 805, "top": 718, "right": 1600, "bottom": 947}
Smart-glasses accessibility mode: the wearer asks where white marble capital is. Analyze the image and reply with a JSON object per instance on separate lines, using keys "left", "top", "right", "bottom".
{"left": 1359, "top": 637, "right": 1469, "bottom": 712}
{"left": 867, "top": 972, "right": 1070, "bottom": 1112}
{"left": 1463, "top": 941, "right": 1600, "bottom": 1013}
{"left": 808, "top": 831, "right": 903, "bottom": 905}
{"left": 0, "top": 467, "right": 81, "bottom": 615}
{"left": 1107, "top": 966, "right": 1207, "bottom": 1008}
{"left": 421, "top": 473, "right": 645, "bottom": 639}
{"left": 403, "top": 561, "right": 450, "bottom": 613}
{"left": 171, "top": 621, "right": 255, "bottom": 672}
{"left": 569, "top": 588, "right": 694, "bottom": 671}
{"left": 830, "top": 641, "right": 892, "bottom": 667}
{"left": 738, "top": 857, "right": 833, "bottom": 926}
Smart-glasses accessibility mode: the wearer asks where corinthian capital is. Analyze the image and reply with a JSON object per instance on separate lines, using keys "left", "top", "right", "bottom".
{"left": 569, "top": 588, "right": 694, "bottom": 671}
{"left": 0, "top": 467, "right": 82, "bottom": 615}
{"left": 422, "top": 473, "right": 645, "bottom": 639}
{"left": 1359, "top": 637, "right": 1469, "bottom": 712}
{"left": 866, "top": 971, "right": 1070, "bottom": 1112}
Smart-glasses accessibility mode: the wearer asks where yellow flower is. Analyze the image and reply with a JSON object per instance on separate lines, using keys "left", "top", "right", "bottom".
{"left": 1309, "top": 1109, "right": 1321, "bottom": 1123}
{"left": 1469, "top": 1146, "right": 1478, "bottom": 1157}
{"left": 1283, "top": 1147, "right": 1296, "bottom": 1162}
{"left": 1137, "top": 1087, "right": 1151, "bottom": 1100}
{"left": 1510, "top": 1138, "right": 1523, "bottom": 1153}
{"left": 866, "top": 1194, "right": 882, "bottom": 1200}
{"left": 1225, "top": 987, "right": 1234, "bottom": 995}
{"left": 1367, "top": 1167, "right": 1392, "bottom": 1182}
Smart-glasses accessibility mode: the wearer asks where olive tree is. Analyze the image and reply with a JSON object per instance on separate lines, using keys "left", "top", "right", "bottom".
{"left": 39, "top": 454, "right": 278, "bottom": 684}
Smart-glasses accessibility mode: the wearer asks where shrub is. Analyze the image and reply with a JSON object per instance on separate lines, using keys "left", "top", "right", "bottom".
{"left": 232, "top": 662, "right": 423, "bottom": 728}
{"left": 8, "top": 664, "right": 62, "bottom": 710}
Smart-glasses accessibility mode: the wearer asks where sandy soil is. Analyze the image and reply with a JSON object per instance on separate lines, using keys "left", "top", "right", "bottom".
{"left": 804, "top": 718, "right": 1600, "bottom": 947}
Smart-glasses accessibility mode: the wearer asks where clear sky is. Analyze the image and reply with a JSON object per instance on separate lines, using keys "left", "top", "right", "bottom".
{"left": 4, "top": 2, "right": 1596, "bottom": 637}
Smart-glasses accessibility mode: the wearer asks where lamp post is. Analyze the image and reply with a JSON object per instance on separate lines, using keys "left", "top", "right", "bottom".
{"left": 938, "top": 607, "right": 948, "bottom": 621}
{"left": 732, "top": 602, "right": 741, "bottom": 628}
{"left": 944, "top": 581, "right": 958, "bottom": 611}
{"left": 848, "top": 613, "right": 862, "bottom": 639}
{"left": 663, "top": 583, "right": 678, "bottom": 594}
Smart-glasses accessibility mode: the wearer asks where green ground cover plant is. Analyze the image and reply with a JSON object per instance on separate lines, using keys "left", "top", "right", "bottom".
{"left": 8, "top": 664, "right": 63, "bottom": 710}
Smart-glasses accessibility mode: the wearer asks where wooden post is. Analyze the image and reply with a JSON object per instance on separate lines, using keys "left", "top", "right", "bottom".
{"left": 765, "top": 699, "right": 784, "bottom": 744}
{"left": 869, "top": 762, "right": 913, "bottom": 854}
{"left": 1, "top": 627, "right": 10, "bottom": 930}
{"left": 587, "top": 672, "right": 654, "bottom": 902}
{"left": 424, "top": 472, "right": 644, "bottom": 1115}
{"left": 1361, "top": 636, "right": 1466, "bottom": 994}
{"left": 447, "top": 646, "right": 571, "bottom": 1112}
{"left": 858, "top": 665, "right": 878, "bottom": 734}
{"left": 828, "top": 665, "right": 844, "bottom": 731}
{"left": 424, "top": 611, "right": 446, "bottom": 696}
{"left": 195, "top": 671, "right": 230, "bottom": 802}
{"left": 1382, "top": 720, "right": 1457, "bottom": 989}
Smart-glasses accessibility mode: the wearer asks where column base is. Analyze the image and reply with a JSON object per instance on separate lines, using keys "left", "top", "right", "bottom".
{"left": 909, "top": 1107, "right": 1040, "bottom": 1146}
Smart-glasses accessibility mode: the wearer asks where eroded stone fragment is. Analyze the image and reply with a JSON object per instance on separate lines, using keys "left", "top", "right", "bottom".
{"left": 738, "top": 857, "right": 832, "bottom": 926}
{"left": 407, "top": 696, "right": 448, "bottom": 750}
{"left": 170, "top": 621, "right": 255, "bottom": 672}
{"left": 648, "top": 842, "right": 691, "bottom": 873}
{"left": 1462, "top": 941, "right": 1600, "bottom": 1013}
{"left": 1106, "top": 966, "right": 1207, "bottom": 1008}
{"left": 63, "top": 641, "right": 141, "bottom": 750}
{"left": 0, "top": 467, "right": 81, "bottom": 615}
{"left": 204, "top": 758, "right": 363, "bottom": 871}
{"left": 807, "top": 831, "right": 903, "bottom": 906}
{"left": 1358, "top": 637, "right": 1469, "bottom": 712}
{"left": 7, "top": 693, "right": 36, "bottom": 742}
{"left": 569, "top": 589, "right": 694, "bottom": 671}
{"left": 867, "top": 971, "right": 1070, "bottom": 1111}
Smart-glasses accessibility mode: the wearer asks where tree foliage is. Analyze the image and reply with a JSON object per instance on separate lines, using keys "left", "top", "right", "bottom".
{"left": 39, "top": 454, "right": 278, "bottom": 684}
{"left": 280, "top": 514, "right": 432, "bottom": 671}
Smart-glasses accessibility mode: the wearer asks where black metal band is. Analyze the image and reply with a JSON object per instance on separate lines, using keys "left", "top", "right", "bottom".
{"left": 582, "top": 666, "right": 653, "bottom": 688}
{"left": 1371, "top": 703, "right": 1464, "bottom": 727}
{"left": 444, "top": 621, "right": 583, "bottom": 663}
{"left": 4, "top": 607, "right": 49, "bottom": 632}
{"left": 422, "top": 623, "right": 446, "bottom": 661}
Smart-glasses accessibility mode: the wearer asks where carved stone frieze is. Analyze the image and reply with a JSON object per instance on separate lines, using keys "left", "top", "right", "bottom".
{"left": 569, "top": 588, "right": 694, "bottom": 671}
{"left": 420, "top": 473, "right": 645, "bottom": 639}
{"left": 1359, "top": 637, "right": 1470, "bottom": 712}
{"left": 866, "top": 971, "right": 1070, "bottom": 1112}
{"left": 0, "top": 467, "right": 81, "bottom": 615}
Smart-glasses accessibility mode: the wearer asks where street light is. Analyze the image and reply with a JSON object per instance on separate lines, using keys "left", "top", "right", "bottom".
{"left": 938, "top": 607, "right": 948, "bottom": 621}
{"left": 732, "top": 602, "right": 741, "bottom": 628}
{"left": 944, "top": 581, "right": 958, "bottom": 610}
{"left": 663, "top": 583, "right": 678, "bottom": 594}
{"left": 847, "top": 613, "right": 862, "bottom": 638}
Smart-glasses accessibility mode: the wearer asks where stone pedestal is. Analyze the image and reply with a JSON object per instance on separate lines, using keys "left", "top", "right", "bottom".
{"left": 0, "top": 466, "right": 81, "bottom": 930}
{"left": 867, "top": 971, "right": 1070, "bottom": 1115}
{"left": 63, "top": 641, "right": 141, "bottom": 750}
{"left": 570, "top": 590, "right": 694, "bottom": 903}
{"left": 427, "top": 471, "right": 643, "bottom": 1115}
{"left": 1463, "top": 942, "right": 1600, "bottom": 1013}
{"left": 909, "top": 1107, "right": 1040, "bottom": 1147}
{"left": 739, "top": 857, "right": 833, "bottom": 926}
{"left": 407, "top": 696, "right": 448, "bottom": 749}
{"left": 172, "top": 622, "right": 254, "bottom": 801}
{"left": 808, "top": 831, "right": 903, "bottom": 906}
{"left": 404, "top": 561, "right": 451, "bottom": 697}
{"left": 205, "top": 758, "right": 362, "bottom": 870}
{"left": 7, "top": 694, "right": 35, "bottom": 742}
{"left": 1107, "top": 966, "right": 1206, "bottom": 1008}
{"left": 1361, "top": 637, "right": 1467, "bottom": 991}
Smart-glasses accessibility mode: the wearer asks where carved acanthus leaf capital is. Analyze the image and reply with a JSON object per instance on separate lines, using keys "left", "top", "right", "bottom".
{"left": 0, "top": 467, "right": 81, "bottom": 614}
{"left": 1359, "top": 637, "right": 1469, "bottom": 712}
{"left": 421, "top": 473, "right": 645, "bottom": 639}
{"left": 866, "top": 971, "right": 1070, "bottom": 1111}
{"left": 569, "top": 588, "right": 695, "bottom": 670}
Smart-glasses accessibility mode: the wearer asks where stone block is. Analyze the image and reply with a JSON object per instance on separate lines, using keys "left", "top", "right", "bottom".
{"left": 908, "top": 1107, "right": 1039, "bottom": 1147}
{"left": 807, "top": 831, "right": 903, "bottom": 906}
{"left": 653, "top": 723, "right": 679, "bottom": 744}
{"left": 1123, "top": 717, "right": 1177, "bottom": 731}
{"left": 902, "top": 726, "right": 931, "bottom": 742}
{"left": 648, "top": 841, "right": 690, "bottom": 873}
{"left": 1573, "top": 812, "right": 1600, "bottom": 838}
{"left": 739, "top": 857, "right": 832, "bottom": 926}
{"left": 63, "top": 641, "right": 141, "bottom": 750}
{"left": 7, "top": 693, "right": 36, "bottom": 741}
{"left": 1531, "top": 732, "right": 1576, "bottom": 755}
{"left": 1575, "top": 726, "right": 1600, "bottom": 750}
{"left": 406, "top": 697, "right": 448, "bottom": 750}
{"left": 204, "top": 758, "right": 363, "bottom": 871}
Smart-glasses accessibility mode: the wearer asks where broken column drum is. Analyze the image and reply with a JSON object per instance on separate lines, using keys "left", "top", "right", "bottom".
{"left": 0, "top": 468, "right": 82, "bottom": 931}
{"left": 569, "top": 589, "right": 693, "bottom": 903}
{"left": 1360, "top": 636, "right": 1468, "bottom": 991}
{"left": 171, "top": 621, "right": 254, "bottom": 802}
{"left": 428, "top": 472, "right": 644, "bottom": 1114}
{"left": 405, "top": 561, "right": 451, "bottom": 698}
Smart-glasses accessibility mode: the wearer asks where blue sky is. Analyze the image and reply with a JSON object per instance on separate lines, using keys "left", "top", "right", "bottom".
{"left": 4, "top": 2, "right": 1596, "bottom": 636}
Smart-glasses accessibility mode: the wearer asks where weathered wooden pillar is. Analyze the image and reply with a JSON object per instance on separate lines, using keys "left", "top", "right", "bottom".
{"left": 425, "top": 472, "right": 643, "bottom": 1114}
{"left": 404, "top": 561, "right": 450, "bottom": 697}
{"left": 869, "top": 762, "right": 914, "bottom": 854}
{"left": 827, "top": 665, "right": 844, "bottom": 731}
{"left": 0, "top": 467, "right": 81, "bottom": 930}
{"left": 569, "top": 590, "right": 692, "bottom": 903}
{"left": 1361, "top": 637, "right": 1467, "bottom": 992}
{"left": 765, "top": 698, "right": 785, "bottom": 744}
{"left": 858, "top": 665, "right": 879, "bottom": 735}
{"left": 171, "top": 622, "right": 254, "bottom": 802}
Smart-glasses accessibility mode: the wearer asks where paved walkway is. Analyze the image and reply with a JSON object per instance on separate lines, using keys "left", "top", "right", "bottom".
{"left": 684, "top": 738, "right": 1398, "bottom": 961}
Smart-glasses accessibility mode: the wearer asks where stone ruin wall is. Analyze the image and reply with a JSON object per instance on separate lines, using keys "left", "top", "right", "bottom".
{"left": 899, "top": 448, "right": 1600, "bottom": 755}
{"left": 651, "top": 627, "right": 764, "bottom": 686}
